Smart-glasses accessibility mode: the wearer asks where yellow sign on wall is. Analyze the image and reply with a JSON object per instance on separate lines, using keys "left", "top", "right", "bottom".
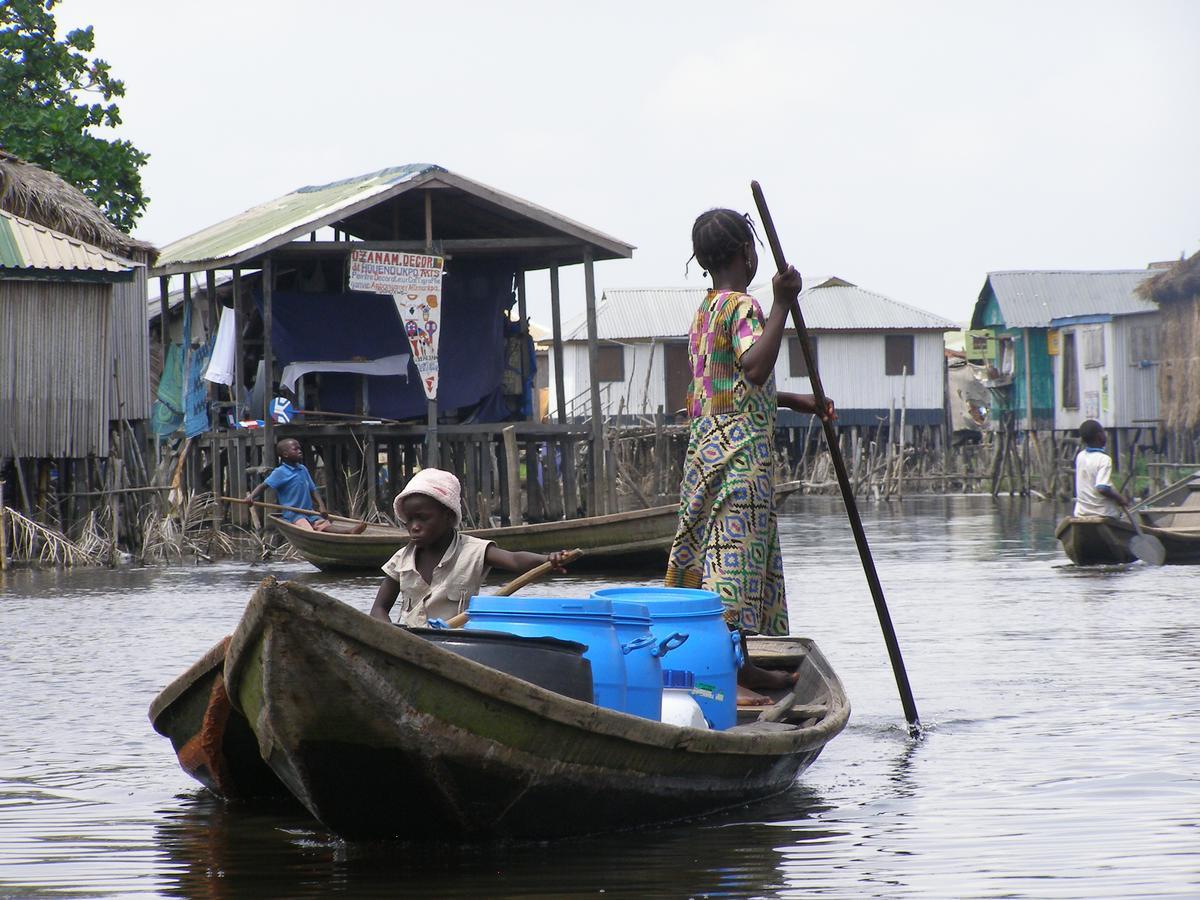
{"left": 1047, "top": 329, "right": 1061, "bottom": 356}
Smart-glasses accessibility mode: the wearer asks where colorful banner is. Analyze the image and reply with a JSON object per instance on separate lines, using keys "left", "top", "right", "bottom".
{"left": 349, "top": 250, "right": 444, "bottom": 399}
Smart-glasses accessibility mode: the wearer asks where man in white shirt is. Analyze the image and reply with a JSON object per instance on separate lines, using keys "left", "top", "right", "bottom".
{"left": 1074, "top": 419, "right": 1130, "bottom": 518}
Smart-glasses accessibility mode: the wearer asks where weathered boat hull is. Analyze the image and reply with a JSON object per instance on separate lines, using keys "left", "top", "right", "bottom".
{"left": 272, "top": 480, "right": 805, "bottom": 572}
{"left": 148, "top": 637, "right": 289, "bottom": 800}
{"left": 224, "top": 578, "right": 848, "bottom": 841}
{"left": 1055, "top": 516, "right": 1137, "bottom": 565}
{"left": 1057, "top": 513, "right": 1200, "bottom": 566}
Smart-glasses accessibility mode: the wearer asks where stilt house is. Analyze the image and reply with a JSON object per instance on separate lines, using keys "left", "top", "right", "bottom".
{"left": 554, "top": 277, "right": 957, "bottom": 437}
{"left": 1136, "top": 250, "right": 1200, "bottom": 456}
{"left": 0, "top": 151, "right": 154, "bottom": 516}
{"left": 970, "top": 270, "right": 1160, "bottom": 437}
{"left": 150, "top": 164, "right": 633, "bottom": 523}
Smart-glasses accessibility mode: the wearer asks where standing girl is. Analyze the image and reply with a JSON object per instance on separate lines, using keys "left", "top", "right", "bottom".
{"left": 664, "top": 208, "right": 834, "bottom": 704}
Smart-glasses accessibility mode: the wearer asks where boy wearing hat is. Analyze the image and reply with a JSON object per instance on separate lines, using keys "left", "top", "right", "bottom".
{"left": 369, "top": 468, "right": 570, "bottom": 627}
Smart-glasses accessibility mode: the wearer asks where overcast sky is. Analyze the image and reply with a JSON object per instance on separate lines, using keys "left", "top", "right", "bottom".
{"left": 62, "top": 1, "right": 1199, "bottom": 328}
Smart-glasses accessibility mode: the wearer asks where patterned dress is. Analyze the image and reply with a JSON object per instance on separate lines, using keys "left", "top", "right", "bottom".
{"left": 664, "top": 289, "right": 788, "bottom": 635}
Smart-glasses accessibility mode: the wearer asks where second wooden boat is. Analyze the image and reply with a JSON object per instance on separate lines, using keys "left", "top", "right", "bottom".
{"left": 1057, "top": 471, "right": 1200, "bottom": 565}
{"left": 223, "top": 577, "right": 849, "bottom": 841}
{"left": 272, "top": 480, "right": 805, "bottom": 572}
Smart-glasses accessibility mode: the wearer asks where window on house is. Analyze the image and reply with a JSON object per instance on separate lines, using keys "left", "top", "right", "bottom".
{"left": 997, "top": 336, "right": 1015, "bottom": 375}
{"left": 1062, "top": 331, "right": 1080, "bottom": 409}
{"left": 885, "top": 335, "right": 915, "bottom": 376}
{"left": 596, "top": 343, "right": 625, "bottom": 382}
{"left": 1129, "top": 323, "right": 1160, "bottom": 364}
{"left": 1082, "top": 326, "right": 1105, "bottom": 368}
{"left": 787, "top": 335, "right": 818, "bottom": 378}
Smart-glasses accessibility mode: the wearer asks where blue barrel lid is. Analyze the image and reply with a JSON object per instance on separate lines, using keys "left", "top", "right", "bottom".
{"left": 592, "top": 587, "right": 723, "bottom": 618}
{"left": 467, "top": 595, "right": 614, "bottom": 618}
{"left": 662, "top": 669, "right": 695, "bottom": 689}
{"left": 609, "top": 599, "right": 650, "bottom": 624}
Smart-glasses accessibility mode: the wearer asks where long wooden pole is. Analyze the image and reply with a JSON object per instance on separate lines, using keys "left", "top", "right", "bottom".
{"left": 445, "top": 548, "right": 584, "bottom": 627}
{"left": 751, "top": 180, "right": 920, "bottom": 732}
{"left": 222, "top": 496, "right": 369, "bottom": 526}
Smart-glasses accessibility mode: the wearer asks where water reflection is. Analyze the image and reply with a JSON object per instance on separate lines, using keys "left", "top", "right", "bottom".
{"left": 151, "top": 786, "right": 845, "bottom": 899}
{"left": 3, "top": 496, "right": 1200, "bottom": 897}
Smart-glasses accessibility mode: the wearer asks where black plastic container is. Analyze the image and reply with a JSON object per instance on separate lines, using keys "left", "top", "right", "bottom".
{"left": 407, "top": 627, "right": 594, "bottom": 703}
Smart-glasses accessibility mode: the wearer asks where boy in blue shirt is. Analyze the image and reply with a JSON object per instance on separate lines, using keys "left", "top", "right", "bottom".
{"left": 245, "top": 438, "right": 362, "bottom": 533}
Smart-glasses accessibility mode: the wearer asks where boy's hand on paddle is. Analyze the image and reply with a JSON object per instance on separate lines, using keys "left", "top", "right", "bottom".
{"left": 771, "top": 265, "right": 803, "bottom": 304}
{"left": 547, "top": 550, "right": 572, "bottom": 573}
{"left": 820, "top": 398, "right": 837, "bottom": 422}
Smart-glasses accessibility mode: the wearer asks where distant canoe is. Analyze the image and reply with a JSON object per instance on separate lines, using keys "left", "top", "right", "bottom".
{"left": 148, "top": 636, "right": 289, "bottom": 801}
{"left": 223, "top": 577, "right": 849, "bottom": 841}
{"left": 273, "top": 480, "right": 806, "bottom": 572}
{"left": 1058, "top": 471, "right": 1200, "bottom": 565}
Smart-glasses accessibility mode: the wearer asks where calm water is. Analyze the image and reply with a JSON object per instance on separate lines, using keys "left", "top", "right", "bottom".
{"left": 1, "top": 496, "right": 1198, "bottom": 899}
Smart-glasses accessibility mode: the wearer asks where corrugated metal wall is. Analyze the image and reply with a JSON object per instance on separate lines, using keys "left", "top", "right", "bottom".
{"left": 777, "top": 333, "right": 946, "bottom": 411}
{"left": 1, "top": 280, "right": 111, "bottom": 457}
{"left": 1054, "top": 316, "right": 1159, "bottom": 431}
{"left": 108, "top": 263, "right": 151, "bottom": 420}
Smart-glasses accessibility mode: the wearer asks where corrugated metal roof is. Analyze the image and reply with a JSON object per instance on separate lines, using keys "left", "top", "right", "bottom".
{"left": 977, "top": 270, "right": 1159, "bottom": 328}
{"left": 564, "top": 278, "right": 958, "bottom": 341}
{"left": 0, "top": 208, "right": 138, "bottom": 276}
{"left": 155, "top": 164, "right": 634, "bottom": 273}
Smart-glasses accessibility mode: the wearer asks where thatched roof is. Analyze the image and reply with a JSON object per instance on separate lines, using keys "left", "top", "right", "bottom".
{"left": 0, "top": 150, "right": 154, "bottom": 259}
{"left": 1137, "top": 250, "right": 1200, "bottom": 306}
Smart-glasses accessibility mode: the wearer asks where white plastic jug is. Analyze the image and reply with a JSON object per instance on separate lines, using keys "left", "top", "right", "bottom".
{"left": 660, "top": 669, "right": 709, "bottom": 729}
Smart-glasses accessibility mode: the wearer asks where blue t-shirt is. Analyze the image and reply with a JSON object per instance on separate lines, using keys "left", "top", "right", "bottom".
{"left": 264, "top": 462, "right": 319, "bottom": 522}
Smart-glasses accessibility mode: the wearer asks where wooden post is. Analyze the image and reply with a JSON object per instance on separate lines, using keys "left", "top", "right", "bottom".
{"left": 158, "top": 276, "right": 170, "bottom": 352}
{"left": 0, "top": 478, "right": 7, "bottom": 572}
{"left": 231, "top": 267, "right": 244, "bottom": 411}
{"left": 550, "top": 263, "right": 567, "bottom": 424}
{"left": 424, "top": 190, "right": 439, "bottom": 466}
{"left": 205, "top": 269, "right": 218, "bottom": 335}
{"left": 1023, "top": 328, "right": 1034, "bottom": 432}
{"left": 562, "top": 437, "right": 578, "bottom": 518}
{"left": 502, "top": 425, "right": 521, "bottom": 526}
{"left": 897, "top": 366, "right": 908, "bottom": 500}
{"left": 262, "top": 257, "right": 275, "bottom": 455}
{"left": 583, "top": 247, "right": 604, "bottom": 514}
{"left": 516, "top": 270, "right": 530, "bottom": 421}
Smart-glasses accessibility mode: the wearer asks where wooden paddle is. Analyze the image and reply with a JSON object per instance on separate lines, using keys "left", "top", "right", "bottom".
{"left": 1124, "top": 506, "right": 1166, "bottom": 566}
{"left": 222, "top": 496, "right": 371, "bottom": 527}
{"left": 751, "top": 180, "right": 921, "bottom": 733}
{"left": 445, "top": 548, "right": 584, "bottom": 628}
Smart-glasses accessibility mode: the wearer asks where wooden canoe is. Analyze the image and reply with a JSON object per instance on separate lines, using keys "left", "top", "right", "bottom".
{"left": 272, "top": 480, "right": 806, "bottom": 572}
{"left": 148, "top": 636, "right": 289, "bottom": 800}
{"left": 1055, "top": 516, "right": 1138, "bottom": 565}
{"left": 223, "top": 577, "right": 849, "bottom": 841}
{"left": 1057, "top": 471, "right": 1200, "bottom": 565}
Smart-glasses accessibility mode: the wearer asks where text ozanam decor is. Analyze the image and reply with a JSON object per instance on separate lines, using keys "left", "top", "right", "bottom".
{"left": 349, "top": 250, "right": 444, "bottom": 399}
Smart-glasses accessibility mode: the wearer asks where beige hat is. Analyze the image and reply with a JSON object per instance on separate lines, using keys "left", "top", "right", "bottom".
{"left": 394, "top": 468, "right": 461, "bottom": 523}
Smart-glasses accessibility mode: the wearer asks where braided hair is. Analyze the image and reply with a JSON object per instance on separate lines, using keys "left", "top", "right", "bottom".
{"left": 689, "top": 208, "right": 761, "bottom": 275}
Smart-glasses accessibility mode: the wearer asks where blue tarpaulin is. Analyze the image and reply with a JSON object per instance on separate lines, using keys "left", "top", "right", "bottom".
{"left": 255, "top": 265, "right": 518, "bottom": 421}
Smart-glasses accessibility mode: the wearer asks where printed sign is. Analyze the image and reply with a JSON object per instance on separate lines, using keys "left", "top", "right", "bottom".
{"left": 349, "top": 250, "right": 444, "bottom": 399}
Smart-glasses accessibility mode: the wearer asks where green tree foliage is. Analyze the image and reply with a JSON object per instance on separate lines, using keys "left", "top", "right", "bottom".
{"left": 0, "top": 0, "right": 149, "bottom": 232}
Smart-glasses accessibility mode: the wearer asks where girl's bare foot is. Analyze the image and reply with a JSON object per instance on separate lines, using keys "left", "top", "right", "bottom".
{"left": 737, "top": 684, "right": 774, "bottom": 706}
{"left": 740, "top": 662, "right": 798, "bottom": 692}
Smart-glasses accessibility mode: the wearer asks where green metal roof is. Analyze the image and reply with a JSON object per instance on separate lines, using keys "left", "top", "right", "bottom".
{"left": 0, "top": 208, "right": 138, "bottom": 278}
{"left": 154, "top": 164, "right": 634, "bottom": 275}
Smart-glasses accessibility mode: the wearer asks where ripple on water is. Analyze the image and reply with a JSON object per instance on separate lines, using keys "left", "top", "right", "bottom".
{"left": 1, "top": 497, "right": 1199, "bottom": 898}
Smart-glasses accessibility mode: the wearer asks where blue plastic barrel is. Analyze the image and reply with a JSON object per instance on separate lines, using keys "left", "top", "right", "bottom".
{"left": 464, "top": 596, "right": 627, "bottom": 712}
{"left": 609, "top": 599, "right": 688, "bottom": 721}
{"left": 591, "top": 587, "right": 741, "bottom": 729}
